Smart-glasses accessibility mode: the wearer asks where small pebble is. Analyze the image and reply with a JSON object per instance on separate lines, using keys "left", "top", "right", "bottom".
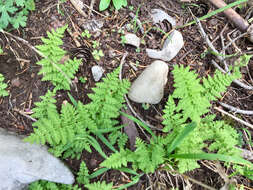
{"left": 124, "top": 33, "right": 140, "bottom": 48}
{"left": 91, "top": 65, "right": 104, "bottom": 81}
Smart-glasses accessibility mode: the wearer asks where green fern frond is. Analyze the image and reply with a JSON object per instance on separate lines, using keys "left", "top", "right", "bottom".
{"left": 172, "top": 65, "right": 210, "bottom": 123}
{"left": 100, "top": 149, "right": 129, "bottom": 169}
{"left": 86, "top": 67, "right": 130, "bottom": 129}
{"left": 77, "top": 161, "right": 90, "bottom": 185}
{"left": 85, "top": 181, "right": 113, "bottom": 190}
{"left": 36, "top": 25, "right": 82, "bottom": 90}
{"left": 0, "top": 73, "right": 8, "bottom": 97}
{"left": 32, "top": 90, "right": 57, "bottom": 119}
{"left": 162, "top": 96, "right": 187, "bottom": 132}
{"left": 203, "top": 69, "right": 241, "bottom": 101}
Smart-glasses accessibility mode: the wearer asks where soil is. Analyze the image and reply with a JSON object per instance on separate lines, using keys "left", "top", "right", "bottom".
{"left": 1, "top": 0, "right": 253, "bottom": 189}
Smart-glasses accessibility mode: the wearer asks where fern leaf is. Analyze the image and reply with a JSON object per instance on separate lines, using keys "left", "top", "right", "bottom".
{"left": 77, "top": 161, "right": 90, "bottom": 185}
{"left": 0, "top": 73, "right": 8, "bottom": 97}
{"left": 203, "top": 69, "right": 241, "bottom": 101}
{"left": 162, "top": 96, "right": 187, "bottom": 132}
{"left": 100, "top": 149, "right": 128, "bottom": 169}
{"left": 85, "top": 181, "right": 113, "bottom": 190}
{"left": 172, "top": 65, "right": 210, "bottom": 123}
{"left": 36, "top": 25, "right": 81, "bottom": 90}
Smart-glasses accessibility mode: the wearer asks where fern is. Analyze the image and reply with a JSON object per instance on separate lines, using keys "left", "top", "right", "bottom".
{"left": 85, "top": 181, "right": 113, "bottom": 190}
{"left": 0, "top": 73, "right": 8, "bottom": 97}
{"left": 101, "top": 149, "right": 129, "bottom": 169}
{"left": 86, "top": 67, "right": 130, "bottom": 129}
{"left": 172, "top": 65, "right": 210, "bottom": 123}
{"left": 76, "top": 161, "right": 90, "bottom": 185}
{"left": 25, "top": 67, "right": 130, "bottom": 159}
{"left": 36, "top": 25, "right": 82, "bottom": 91}
{"left": 161, "top": 65, "right": 242, "bottom": 173}
{"left": 203, "top": 68, "right": 241, "bottom": 101}
{"left": 29, "top": 180, "right": 80, "bottom": 190}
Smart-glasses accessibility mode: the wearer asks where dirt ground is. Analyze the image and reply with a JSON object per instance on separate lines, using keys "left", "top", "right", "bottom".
{"left": 1, "top": 0, "right": 253, "bottom": 189}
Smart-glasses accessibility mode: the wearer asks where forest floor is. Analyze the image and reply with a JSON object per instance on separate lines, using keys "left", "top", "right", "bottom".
{"left": 0, "top": 0, "right": 253, "bottom": 189}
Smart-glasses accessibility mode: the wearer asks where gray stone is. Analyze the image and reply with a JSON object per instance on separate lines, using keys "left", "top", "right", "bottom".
{"left": 92, "top": 65, "right": 104, "bottom": 81}
{"left": 80, "top": 19, "right": 104, "bottom": 32}
{"left": 146, "top": 30, "right": 184, "bottom": 62}
{"left": 150, "top": 9, "right": 176, "bottom": 27}
{"left": 124, "top": 33, "right": 140, "bottom": 48}
{"left": 0, "top": 128, "right": 74, "bottom": 190}
{"left": 128, "top": 60, "right": 168, "bottom": 104}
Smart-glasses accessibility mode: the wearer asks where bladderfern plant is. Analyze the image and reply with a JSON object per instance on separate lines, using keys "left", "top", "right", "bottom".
{"left": 36, "top": 25, "right": 82, "bottom": 91}
{"left": 0, "top": 73, "right": 9, "bottom": 97}
{"left": 101, "top": 63, "right": 252, "bottom": 174}
{"left": 24, "top": 67, "right": 130, "bottom": 159}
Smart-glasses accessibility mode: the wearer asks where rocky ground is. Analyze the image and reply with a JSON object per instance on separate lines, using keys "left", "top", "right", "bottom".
{"left": 0, "top": 0, "right": 253, "bottom": 189}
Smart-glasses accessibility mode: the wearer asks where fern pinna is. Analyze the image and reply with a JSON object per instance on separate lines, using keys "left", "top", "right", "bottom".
{"left": 101, "top": 64, "right": 243, "bottom": 174}
{"left": 0, "top": 73, "right": 9, "bottom": 97}
{"left": 25, "top": 67, "right": 130, "bottom": 159}
{"left": 36, "top": 25, "right": 82, "bottom": 91}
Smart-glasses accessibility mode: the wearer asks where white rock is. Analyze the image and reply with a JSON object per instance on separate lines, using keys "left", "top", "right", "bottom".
{"left": 151, "top": 9, "right": 176, "bottom": 27}
{"left": 92, "top": 65, "right": 104, "bottom": 81}
{"left": 146, "top": 30, "right": 184, "bottom": 62}
{"left": 0, "top": 128, "right": 74, "bottom": 190}
{"left": 124, "top": 33, "right": 140, "bottom": 48}
{"left": 128, "top": 60, "right": 168, "bottom": 104}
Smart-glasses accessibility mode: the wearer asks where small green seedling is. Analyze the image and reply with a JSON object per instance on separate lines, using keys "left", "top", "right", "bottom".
{"left": 79, "top": 76, "right": 87, "bottom": 84}
{"left": 92, "top": 49, "right": 104, "bottom": 61}
{"left": 81, "top": 29, "right": 91, "bottom": 38}
{"left": 0, "top": 47, "right": 3, "bottom": 54}
{"left": 128, "top": 5, "right": 134, "bottom": 11}
{"left": 120, "top": 36, "right": 127, "bottom": 45}
{"left": 92, "top": 40, "right": 100, "bottom": 49}
{"left": 142, "top": 103, "right": 150, "bottom": 110}
{"left": 99, "top": 0, "right": 127, "bottom": 11}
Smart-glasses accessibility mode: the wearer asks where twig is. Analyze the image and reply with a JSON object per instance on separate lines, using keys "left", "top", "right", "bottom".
{"left": 180, "top": 173, "right": 216, "bottom": 190}
{"left": 219, "top": 102, "right": 253, "bottom": 115}
{"left": 224, "top": 31, "right": 247, "bottom": 51}
{"left": 82, "top": 3, "right": 107, "bottom": 18}
{"left": 214, "top": 106, "right": 253, "bottom": 129}
{"left": 88, "top": 0, "right": 95, "bottom": 18}
{"left": 69, "top": 0, "right": 88, "bottom": 17}
{"left": 0, "top": 30, "right": 75, "bottom": 89}
{"left": 196, "top": 17, "right": 229, "bottom": 72}
{"left": 197, "top": 16, "right": 253, "bottom": 90}
{"left": 13, "top": 108, "right": 37, "bottom": 122}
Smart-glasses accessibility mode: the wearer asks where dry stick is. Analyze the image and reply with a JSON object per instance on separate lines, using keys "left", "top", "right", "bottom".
{"left": 219, "top": 102, "right": 253, "bottom": 115}
{"left": 214, "top": 106, "right": 253, "bottom": 129}
{"left": 88, "top": 0, "right": 95, "bottom": 18}
{"left": 0, "top": 30, "right": 74, "bottom": 89}
{"left": 196, "top": 18, "right": 253, "bottom": 90}
{"left": 13, "top": 108, "right": 37, "bottom": 122}
{"left": 69, "top": 0, "right": 88, "bottom": 17}
{"left": 196, "top": 18, "right": 229, "bottom": 72}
